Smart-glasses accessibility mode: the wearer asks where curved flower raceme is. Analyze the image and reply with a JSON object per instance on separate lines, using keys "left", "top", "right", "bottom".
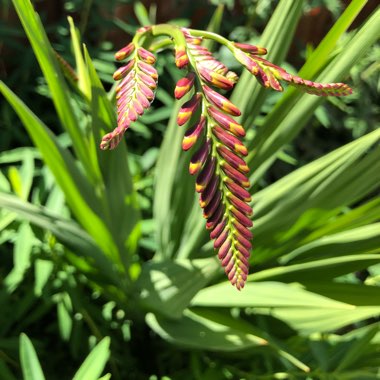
{"left": 232, "top": 43, "right": 352, "bottom": 96}
{"left": 100, "top": 24, "right": 353, "bottom": 289}
{"left": 100, "top": 41, "right": 158, "bottom": 150}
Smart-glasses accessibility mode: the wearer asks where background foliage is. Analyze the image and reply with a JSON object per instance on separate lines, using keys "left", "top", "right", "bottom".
{"left": 0, "top": 0, "right": 379, "bottom": 379}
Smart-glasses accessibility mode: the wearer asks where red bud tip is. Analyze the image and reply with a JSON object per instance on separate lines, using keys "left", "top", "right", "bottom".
{"left": 137, "top": 48, "right": 156, "bottom": 64}
{"left": 234, "top": 42, "right": 267, "bottom": 55}
{"left": 175, "top": 47, "right": 189, "bottom": 68}
{"left": 174, "top": 72, "right": 196, "bottom": 99}
{"left": 115, "top": 42, "right": 135, "bottom": 61}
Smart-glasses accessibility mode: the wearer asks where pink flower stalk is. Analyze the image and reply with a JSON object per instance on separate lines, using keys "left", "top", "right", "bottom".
{"left": 100, "top": 45, "right": 158, "bottom": 150}
{"left": 101, "top": 24, "right": 353, "bottom": 290}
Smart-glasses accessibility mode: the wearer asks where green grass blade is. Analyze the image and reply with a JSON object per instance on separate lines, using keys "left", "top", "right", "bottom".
{"left": 335, "top": 325, "right": 379, "bottom": 372}
{"left": 72, "top": 337, "right": 110, "bottom": 380}
{"left": 249, "top": 7, "right": 380, "bottom": 181}
{"left": 0, "top": 81, "right": 120, "bottom": 264}
{"left": 192, "top": 281, "right": 352, "bottom": 309}
{"left": 280, "top": 223, "right": 380, "bottom": 264}
{"left": 231, "top": 0, "right": 304, "bottom": 122}
{"left": 298, "top": 0, "right": 368, "bottom": 79}
{"left": 19, "top": 334, "right": 45, "bottom": 380}
{"left": 146, "top": 309, "right": 267, "bottom": 351}
{"left": 68, "top": 16, "right": 91, "bottom": 100}
{"left": 251, "top": 254, "right": 380, "bottom": 283}
{"left": 134, "top": 2, "right": 151, "bottom": 26}
{"left": 84, "top": 47, "right": 141, "bottom": 257}
{"left": 11, "top": 0, "right": 99, "bottom": 182}
{"left": 0, "top": 192, "right": 118, "bottom": 283}
{"left": 156, "top": 105, "right": 209, "bottom": 259}
{"left": 137, "top": 258, "right": 219, "bottom": 319}
{"left": 4, "top": 222, "right": 34, "bottom": 292}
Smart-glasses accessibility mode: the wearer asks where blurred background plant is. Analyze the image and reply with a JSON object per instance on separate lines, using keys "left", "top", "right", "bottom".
{"left": 0, "top": 0, "right": 379, "bottom": 379}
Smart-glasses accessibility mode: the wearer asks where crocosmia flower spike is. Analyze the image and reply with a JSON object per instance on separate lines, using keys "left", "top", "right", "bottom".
{"left": 100, "top": 24, "right": 352, "bottom": 290}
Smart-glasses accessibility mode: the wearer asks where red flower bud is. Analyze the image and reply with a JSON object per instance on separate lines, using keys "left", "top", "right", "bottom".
{"left": 203, "top": 86, "right": 241, "bottom": 116}
{"left": 177, "top": 93, "right": 202, "bottom": 126}
{"left": 174, "top": 72, "right": 195, "bottom": 100}
{"left": 234, "top": 42, "right": 267, "bottom": 55}
{"left": 182, "top": 116, "right": 206, "bottom": 151}
{"left": 175, "top": 47, "right": 189, "bottom": 68}
{"left": 115, "top": 42, "right": 135, "bottom": 61}
{"left": 137, "top": 48, "right": 156, "bottom": 64}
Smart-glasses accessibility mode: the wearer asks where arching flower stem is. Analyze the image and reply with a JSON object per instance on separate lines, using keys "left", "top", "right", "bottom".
{"left": 102, "top": 23, "right": 352, "bottom": 289}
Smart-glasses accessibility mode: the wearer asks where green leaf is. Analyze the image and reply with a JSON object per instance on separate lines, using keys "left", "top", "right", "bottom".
{"left": 280, "top": 224, "right": 380, "bottom": 264}
{"left": 7, "top": 150, "right": 35, "bottom": 200}
{"left": 304, "top": 282, "right": 380, "bottom": 307}
{"left": 68, "top": 16, "right": 91, "bottom": 100}
{"left": 191, "top": 281, "right": 353, "bottom": 309}
{"left": 231, "top": 0, "right": 304, "bottom": 122}
{"left": 191, "top": 283, "right": 380, "bottom": 334}
{"left": 0, "top": 81, "right": 120, "bottom": 265}
{"left": 0, "top": 193, "right": 118, "bottom": 285}
{"left": 97, "top": 375, "right": 111, "bottom": 380}
{"left": 11, "top": 0, "right": 99, "bottom": 181}
{"left": 251, "top": 254, "right": 380, "bottom": 283}
{"left": 72, "top": 337, "right": 110, "bottom": 380}
{"left": 146, "top": 309, "right": 267, "bottom": 351}
{"left": 249, "top": 7, "right": 380, "bottom": 181}
{"left": 19, "top": 334, "right": 45, "bottom": 380}
{"left": 34, "top": 259, "right": 54, "bottom": 297}
{"left": 250, "top": 129, "right": 380, "bottom": 263}
{"left": 138, "top": 258, "right": 219, "bottom": 319}
{"left": 4, "top": 222, "right": 34, "bottom": 293}
{"left": 298, "top": 0, "right": 368, "bottom": 79}
{"left": 153, "top": 99, "right": 185, "bottom": 259}
{"left": 134, "top": 2, "right": 151, "bottom": 26}
{"left": 147, "top": 308, "right": 310, "bottom": 372}
{"left": 84, "top": 47, "right": 140, "bottom": 257}
{"left": 57, "top": 293, "right": 73, "bottom": 341}
{"left": 270, "top": 306, "right": 380, "bottom": 334}
{"left": 305, "top": 198, "right": 380, "bottom": 243}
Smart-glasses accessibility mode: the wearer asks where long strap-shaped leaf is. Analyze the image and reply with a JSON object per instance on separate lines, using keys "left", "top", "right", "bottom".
{"left": 11, "top": 0, "right": 101, "bottom": 185}
{"left": 0, "top": 81, "right": 121, "bottom": 266}
{"left": 248, "top": 5, "right": 380, "bottom": 182}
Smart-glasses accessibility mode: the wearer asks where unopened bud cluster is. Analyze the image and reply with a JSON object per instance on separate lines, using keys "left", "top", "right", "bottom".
{"left": 101, "top": 24, "right": 352, "bottom": 290}
{"left": 100, "top": 42, "right": 158, "bottom": 149}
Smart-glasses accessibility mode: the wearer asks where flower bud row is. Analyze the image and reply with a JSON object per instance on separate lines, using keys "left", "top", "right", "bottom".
{"left": 177, "top": 86, "right": 253, "bottom": 289}
{"left": 100, "top": 45, "right": 158, "bottom": 150}
{"left": 183, "top": 29, "right": 238, "bottom": 91}
{"left": 198, "top": 127, "right": 253, "bottom": 290}
{"left": 233, "top": 46, "right": 353, "bottom": 96}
